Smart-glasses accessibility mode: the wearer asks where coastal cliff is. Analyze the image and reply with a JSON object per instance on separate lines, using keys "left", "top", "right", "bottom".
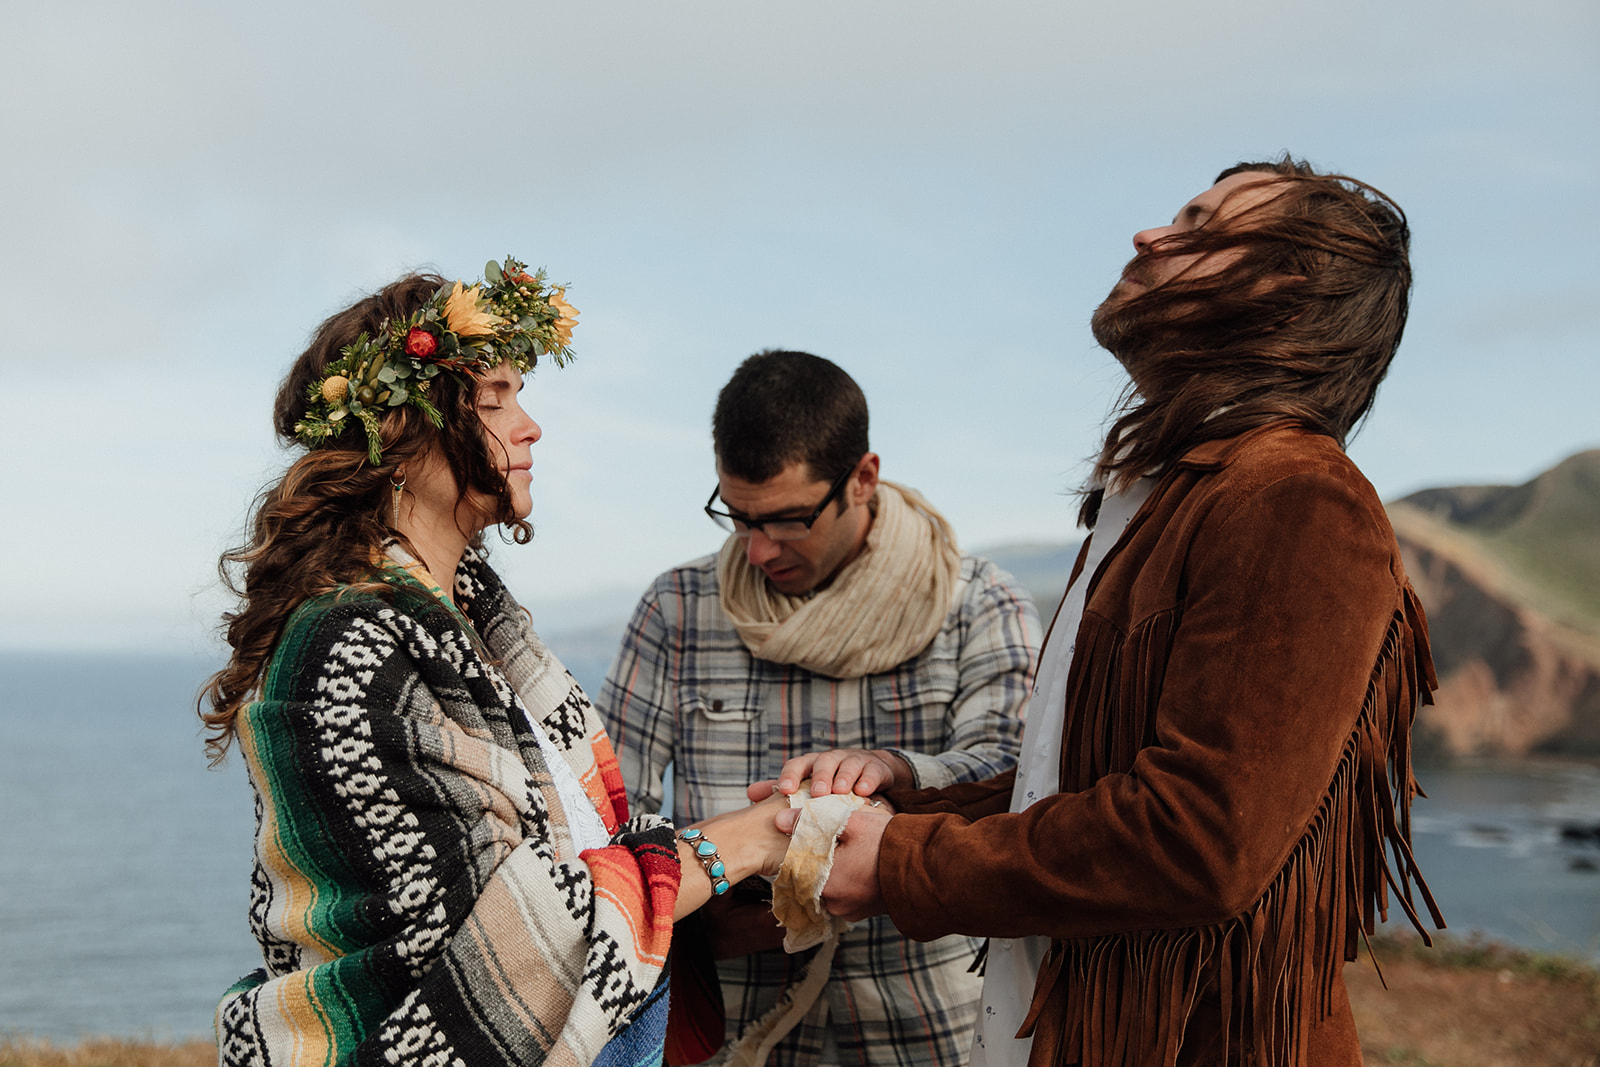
{"left": 1390, "top": 449, "right": 1600, "bottom": 761}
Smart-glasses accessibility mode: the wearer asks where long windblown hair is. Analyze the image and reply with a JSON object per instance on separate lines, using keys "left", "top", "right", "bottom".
{"left": 199, "top": 274, "right": 532, "bottom": 762}
{"left": 1082, "top": 157, "right": 1411, "bottom": 524}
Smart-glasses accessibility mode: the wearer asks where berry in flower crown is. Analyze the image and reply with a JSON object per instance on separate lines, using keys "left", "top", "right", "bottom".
{"left": 294, "top": 256, "right": 578, "bottom": 465}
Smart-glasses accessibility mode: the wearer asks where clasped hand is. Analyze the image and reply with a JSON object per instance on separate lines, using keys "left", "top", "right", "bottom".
{"left": 761, "top": 745, "right": 913, "bottom": 801}
{"left": 743, "top": 746, "right": 899, "bottom": 923}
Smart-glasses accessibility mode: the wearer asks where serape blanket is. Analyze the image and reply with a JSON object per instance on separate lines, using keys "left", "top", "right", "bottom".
{"left": 216, "top": 548, "right": 680, "bottom": 1067}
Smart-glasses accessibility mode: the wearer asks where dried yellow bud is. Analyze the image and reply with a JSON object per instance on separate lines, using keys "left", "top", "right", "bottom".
{"left": 322, "top": 375, "right": 350, "bottom": 403}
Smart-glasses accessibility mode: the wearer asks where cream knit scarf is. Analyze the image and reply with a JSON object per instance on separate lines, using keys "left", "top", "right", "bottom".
{"left": 716, "top": 481, "right": 962, "bottom": 679}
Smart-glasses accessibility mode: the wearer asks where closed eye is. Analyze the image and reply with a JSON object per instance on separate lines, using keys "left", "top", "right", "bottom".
{"left": 477, "top": 382, "right": 514, "bottom": 410}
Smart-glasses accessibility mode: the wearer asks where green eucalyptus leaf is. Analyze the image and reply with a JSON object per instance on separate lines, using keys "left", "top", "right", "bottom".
{"left": 377, "top": 366, "right": 398, "bottom": 383}
{"left": 484, "top": 259, "right": 503, "bottom": 283}
{"left": 329, "top": 408, "right": 348, "bottom": 422}
{"left": 387, "top": 387, "right": 408, "bottom": 406}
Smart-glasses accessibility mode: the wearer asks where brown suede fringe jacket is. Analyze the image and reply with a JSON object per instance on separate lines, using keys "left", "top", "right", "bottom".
{"left": 880, "top": 424, "right": 1442, "bottom": 1067}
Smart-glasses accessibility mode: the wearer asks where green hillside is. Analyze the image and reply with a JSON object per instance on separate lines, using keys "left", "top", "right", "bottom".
{"left": 1397, "top": 450, "right": 1600, "bottom": 633}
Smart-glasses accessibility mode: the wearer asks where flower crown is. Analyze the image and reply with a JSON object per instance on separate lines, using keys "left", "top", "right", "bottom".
{"left": 294, "top": 256, "right": 577, "bottom": 465}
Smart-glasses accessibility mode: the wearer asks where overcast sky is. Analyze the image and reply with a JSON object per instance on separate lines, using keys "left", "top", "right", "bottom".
{"left": 1, "top": 0, "right": 1595, "bottom": 652}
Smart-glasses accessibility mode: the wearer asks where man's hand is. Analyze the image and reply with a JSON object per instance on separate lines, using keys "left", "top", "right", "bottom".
{"left": 774, "top": 806, "right": 892, "bottom": 922}
{"left": 766, "top": 748, "right": 912, "bottom": 799}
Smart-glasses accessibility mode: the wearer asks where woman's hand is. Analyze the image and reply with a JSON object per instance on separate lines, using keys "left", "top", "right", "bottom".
{"left": 672, "top": 792, "right": 792, "bottom": 921}
{"left": 702, "top": 790, "right": 792, "bottom": 880}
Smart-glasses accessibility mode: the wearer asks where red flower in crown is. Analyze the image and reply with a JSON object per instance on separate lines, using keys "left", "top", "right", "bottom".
{"left": 404, "top": 326, "right": 439, "bottom": 359}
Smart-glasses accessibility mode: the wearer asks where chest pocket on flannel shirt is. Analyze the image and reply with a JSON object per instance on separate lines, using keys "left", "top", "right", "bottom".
{"left": 866, "top": 653, "right": 959, "bottom": 752}
{"left": 675, "top": 687, "right": 766, "bottom": 813}
{"left": 678, "top": 686, "right": 762, "bottom": 723}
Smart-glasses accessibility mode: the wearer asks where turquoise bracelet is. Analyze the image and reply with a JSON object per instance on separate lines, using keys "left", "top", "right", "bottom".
{"left": 678, "top": 827, "right": 731, "bottom": 895}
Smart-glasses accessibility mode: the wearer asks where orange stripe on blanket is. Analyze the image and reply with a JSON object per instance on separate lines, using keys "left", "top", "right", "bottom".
{"left": 581, "top": 729, "right": 630, "bottom": 829}
{"left": 583, "top": 841, "right": 679, "bottom": 966}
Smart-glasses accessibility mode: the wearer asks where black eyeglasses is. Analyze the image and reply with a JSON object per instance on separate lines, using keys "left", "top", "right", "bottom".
{"left": 704, "top": 463, "right": 856, "bottom": 541}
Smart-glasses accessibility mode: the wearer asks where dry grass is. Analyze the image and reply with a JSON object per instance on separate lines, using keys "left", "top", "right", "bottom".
{"left": 1349, "top": 933, "right": 1600, "bottom": 1066}
{"left": 0, "top": 1037, "right": 213, "bottom": 1067}
{"left": 3, "top": 938, "right": 1597, "bottom": 1067}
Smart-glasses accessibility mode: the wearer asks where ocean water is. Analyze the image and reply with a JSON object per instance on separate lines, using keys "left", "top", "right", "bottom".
{"left": 1406, "top": 760, "right": 1600, "bottom": 957}
{"left": 0, "top": 652, "right": 252, "bottom": 1042}
{"left": 0, "top": 653, "right": 1596, "bottom": 1042}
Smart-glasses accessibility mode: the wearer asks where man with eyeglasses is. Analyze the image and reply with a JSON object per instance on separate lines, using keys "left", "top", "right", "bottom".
{"left": 598, "top": 349, "right": 1040, "bottom": 1067}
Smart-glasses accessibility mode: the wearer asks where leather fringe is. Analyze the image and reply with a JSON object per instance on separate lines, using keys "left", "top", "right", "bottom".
{"left": 1048, "top": 594, "right": 1441, "bottom": 1066}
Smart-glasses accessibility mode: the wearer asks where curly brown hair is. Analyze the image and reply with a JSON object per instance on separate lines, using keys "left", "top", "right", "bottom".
{"left": 1083, "top": 156, "right": 1411, "bottom": 524}
{"left": 199, "top": 273, "right": 534, "bottom": 762}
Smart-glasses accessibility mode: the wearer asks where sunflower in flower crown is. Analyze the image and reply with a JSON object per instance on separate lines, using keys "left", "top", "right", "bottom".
{"left": 293, "top": 256, "right": 576, "bottom": 465}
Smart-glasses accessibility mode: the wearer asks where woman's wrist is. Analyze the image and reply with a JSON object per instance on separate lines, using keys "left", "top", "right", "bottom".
{"left": 678, "top": 827, "right": 732, "bottom": 896}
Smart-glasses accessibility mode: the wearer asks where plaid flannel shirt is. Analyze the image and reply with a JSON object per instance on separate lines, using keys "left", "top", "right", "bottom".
{"left": 598, "top": 552, "right": 1040, "bottom": 1067}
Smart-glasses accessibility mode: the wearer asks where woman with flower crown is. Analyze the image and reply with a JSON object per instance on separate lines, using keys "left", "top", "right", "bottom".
{"left": 200, "top": 261, "right": 789, "bottom": 1067}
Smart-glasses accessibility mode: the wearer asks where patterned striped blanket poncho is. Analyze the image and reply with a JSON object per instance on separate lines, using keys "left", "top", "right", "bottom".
{"left": 216, "top": 548, "right": 681, "bottom": 1067}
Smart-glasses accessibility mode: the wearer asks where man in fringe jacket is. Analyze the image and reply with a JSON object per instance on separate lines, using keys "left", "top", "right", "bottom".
{"left": 773, "top": 159, "right": 1444, "bottom": 1067}
{"left": 598, "top": 351, "right": 1041, "bottom": 1067}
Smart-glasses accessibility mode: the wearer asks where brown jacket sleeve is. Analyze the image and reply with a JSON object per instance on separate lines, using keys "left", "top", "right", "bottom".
{"left": 879, "top": 467, "right": 1402, "bottom": 942}
{"left": 884, "top": 767, "right": 1016, "bottom": 821}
